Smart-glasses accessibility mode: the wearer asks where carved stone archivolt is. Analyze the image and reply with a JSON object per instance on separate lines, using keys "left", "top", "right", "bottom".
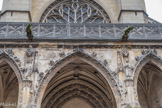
{"left": 0, "top": 49, "right": 22, "bottom": 81}
{"left": 133, "top": 48, "right": 161, "bottom": 77}
{"left": 34, "top": 50, "right": 121, "bottom": 107}
{"left": 0, "top": 49, "right": 21, "bottom": 108}
{"left": 132, "top": 48, "right": 162, "bottom": 108}
{"left": 40, "top": 0, "right": 111, "bottom": 23}
{"left": 137, "top": 64, "right": 162, "bottom": 108}
{"left": 0, "top": 49, "right": 21, "bottom": 67}
{"left": 41, "top": 59, "right": 117, "bottom": 108}
{"left": 135, "top": 49, "right": 158, "bottom": 63}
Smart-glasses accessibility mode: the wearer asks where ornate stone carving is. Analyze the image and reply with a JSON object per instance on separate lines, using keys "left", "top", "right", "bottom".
{"left": 122, "top": 47, "right": 129, "bottom": 57}
{"left": 136, "top": 49, "right": 158, "bottom": 62}
{"left": 49, "top": 59, "right": 55, "bottom": 66}
{"left": 40, "top": 0, "right": 110, "bottom": 23}
{"left": 73, "top": 47, "right": 83, "bottom": 52}
{"left": 92, "top": 52, "right": 97, "bottom": 57}
{"left": 141, "top": 49, "right": 150, "bottom": 55}
{"left": 35, "top": 50, "right": 121, "bottom": 105}
{"left": 38, "top": 72, "right": 44, "bottom": 82}
{"left": 0, "top": 49, "right": 21, "bottom": 66}
{"left": 117, "top": 50, "right": 123, "bottom": 72}
{"left": 120, "top": 87, "right": 127, "bottom": 104}
{"left": 36, "top": 72, "right": 44, "bottom": 88}
{"left": 124, "top": 79, "right": 134, "bottom": 87}
{"left": 24, "top": 46, "right": 37, "bottom": 80}
{"left": 124, "top": 59, "right": 134, "bottom": 79}
{"left": 23, "top": 79, "right": 32, "bottom": 88}
{"left": 111, "top": 71, "right": 117, "bottom": 80}
{"left": 103, "top": 59, "right": 108, "bottom": 66}
{"left": 59, "top": 52, "right": 65, "bottom": 57}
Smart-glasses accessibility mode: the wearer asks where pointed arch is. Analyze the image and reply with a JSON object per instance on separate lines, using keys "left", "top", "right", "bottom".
{"left": 0, "top": 52, "right": 22, "bottom": 82}
{"left": 36, "top": 50, "right": 121, "bottom": 108}
{"left": 0, "top": 50, "right": 22, "bottom": 108}
{"left": 133, "top": 52, "right": 162, "bottom": 87}
{"left": 133, "top": 52, "right": 162, "bottom": 107}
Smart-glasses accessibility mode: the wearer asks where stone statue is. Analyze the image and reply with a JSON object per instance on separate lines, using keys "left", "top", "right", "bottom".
{"left": 24, "top": 64, "right": 33, "bottom": 80}
{"left": 24, "top": 46, "right": 36, "bottom": 80}
{"left": 124, "top": 59, "right": 133, "bottom": 79}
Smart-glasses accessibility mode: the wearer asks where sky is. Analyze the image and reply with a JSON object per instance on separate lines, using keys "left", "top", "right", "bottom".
{"left": 0, "top": 0, "right": 161, "bottom": 23}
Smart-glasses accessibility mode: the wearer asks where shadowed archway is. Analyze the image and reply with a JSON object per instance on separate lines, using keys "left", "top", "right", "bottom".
{"left": 0, "top": 55, "right": 22, "bottom": 108}
{"left": 134, "top": 53, "right": 162, "bottom": 108}
{"left": 38, "top": 51, "right": 120, "bottom": 108}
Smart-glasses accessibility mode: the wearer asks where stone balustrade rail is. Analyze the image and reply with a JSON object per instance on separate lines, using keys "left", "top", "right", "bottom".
{"left": 0, "top": 22, "right": 162, "bottom": 41}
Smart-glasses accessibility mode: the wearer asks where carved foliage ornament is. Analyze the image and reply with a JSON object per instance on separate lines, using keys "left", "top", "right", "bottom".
{"left": 0, "top": 49, "right": 21, "bottom": 66}
{"left": 135, "top": 49, "right": 158, "bottom": 62}
{"left": 40, "top": 0, "right": 110, "bottom": 23}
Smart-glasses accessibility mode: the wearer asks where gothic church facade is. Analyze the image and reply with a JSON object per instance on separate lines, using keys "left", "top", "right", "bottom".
{"left": 0, "top": 0, "right": 161, "bottom": 108}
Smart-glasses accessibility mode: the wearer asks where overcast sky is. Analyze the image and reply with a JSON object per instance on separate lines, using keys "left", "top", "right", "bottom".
{"left": 0, "top": 0, "right": 161, "bottom": 23}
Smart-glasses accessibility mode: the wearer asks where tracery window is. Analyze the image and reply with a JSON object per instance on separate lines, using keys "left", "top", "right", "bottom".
{"left": 40, "top": 0, "right": 111, "bottom": 23}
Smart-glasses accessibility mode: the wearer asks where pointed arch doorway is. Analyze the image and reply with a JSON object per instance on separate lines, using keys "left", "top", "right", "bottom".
{"left": 137, "top": 63, "right": 162, "bottom": 108}
{"left": 134, "top": 54, "right": 162, "bottom": 108}
{"left": 0, "top": 59, "right": 20, "bottom": 108}
{"left": 40, "top": 52, "right": 119, "bottom": 108}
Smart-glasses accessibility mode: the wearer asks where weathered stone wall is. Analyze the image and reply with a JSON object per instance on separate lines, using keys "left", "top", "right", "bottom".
{"left": 0, "top": 0, "right": 147, "bottom": 23}
{"left": 0, "top": 41, "right": 162, "bottom": 108}
{"left": 0, "top": 0, "right": 31, "bottom": 22}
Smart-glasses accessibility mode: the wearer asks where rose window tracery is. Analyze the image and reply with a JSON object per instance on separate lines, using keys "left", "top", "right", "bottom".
{"left": 40, "top": 0, "right": 111, "bottom": 23}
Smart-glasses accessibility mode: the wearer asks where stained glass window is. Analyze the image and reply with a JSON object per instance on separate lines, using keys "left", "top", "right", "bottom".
{"left": 40, "top": 0, "right": 111, "bottom": 23}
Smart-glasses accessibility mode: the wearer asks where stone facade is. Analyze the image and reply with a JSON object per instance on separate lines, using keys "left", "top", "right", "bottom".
{"left": 0, "top": 41, "right": 162, "bottom": 108}
{"left": 0, "top": 0, "right": 161, "bottom": 108}
{"left": 0, "top": 0, "right": 149, "bottom": 23}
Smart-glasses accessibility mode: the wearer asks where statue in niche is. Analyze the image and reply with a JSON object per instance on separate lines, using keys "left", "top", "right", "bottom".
{"left": 124, "top": 59, "right": 133, "bottom": 79}
{"left": 26, "top": 46, "right": 34, "bottom": 63}
{"left": 24, "top": 45, "right": 35, "bottom": 80}
{"left": 25, "top": 64, "right": 33, "bottom": 80}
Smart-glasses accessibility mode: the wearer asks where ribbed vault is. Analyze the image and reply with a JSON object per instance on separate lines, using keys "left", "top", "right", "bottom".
{"left": 41, "top": 59, "right": 117, "bottom": 108}
{"left": 137, "top": 63, "right": 162, "bottom": 108}
{"left": 0, "top": 61, "right": 18, "bottom": 108}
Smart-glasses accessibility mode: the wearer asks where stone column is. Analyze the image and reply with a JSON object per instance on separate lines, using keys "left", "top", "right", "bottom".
{"left": 124, "top": 79, "right": 134, "bottom": 105}
{"left": 21, "top": 80, "right": 33, "bottom": 108}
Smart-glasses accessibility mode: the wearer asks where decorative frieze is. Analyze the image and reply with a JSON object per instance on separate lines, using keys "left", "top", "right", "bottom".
{"left": 0, "top": 23, "right": 162, "bottom": 40}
